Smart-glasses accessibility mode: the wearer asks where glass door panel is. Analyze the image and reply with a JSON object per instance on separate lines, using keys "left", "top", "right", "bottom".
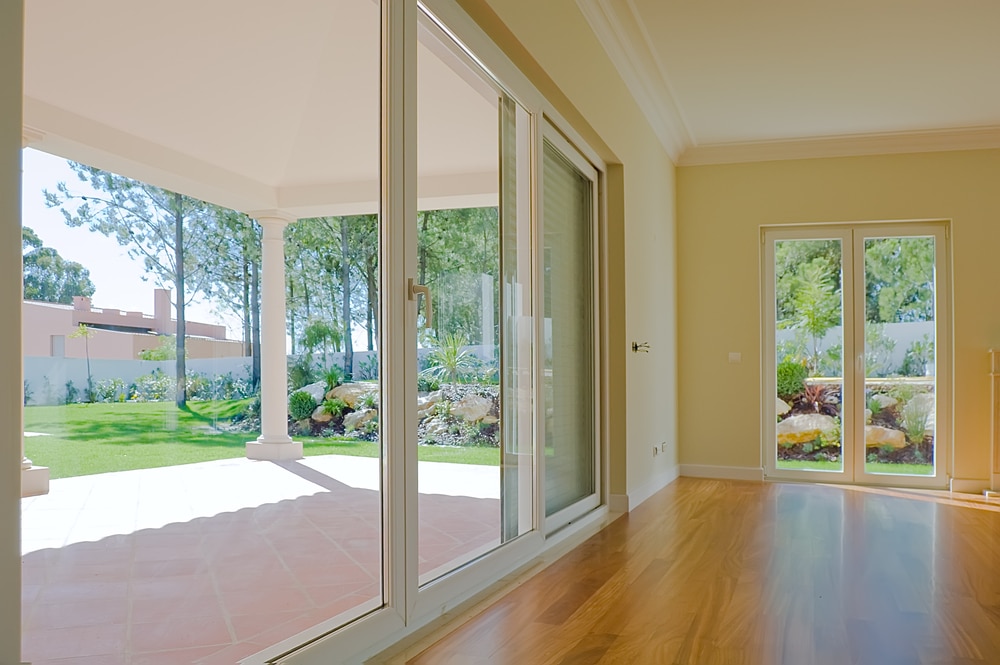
{"left": 414, "top": 12, "right": 532, "bottom": 586}
{"left": 541, "top": 132, "right": 600, "bottom": 528}
{"left": 860, "top": 235, "right": 937, "bottom": 478}
{"left": 773, "top": 238, "right": 846, "bottom": 474}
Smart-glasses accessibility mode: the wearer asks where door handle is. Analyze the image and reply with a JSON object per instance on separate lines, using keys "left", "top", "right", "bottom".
{"left": 408, "top": 278, "right": 433, "bottom": 329}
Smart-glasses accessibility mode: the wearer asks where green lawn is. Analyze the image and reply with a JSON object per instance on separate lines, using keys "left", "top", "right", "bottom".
{"left": 24, "top": 401, "right": 498, "bottom": 479}
{"left": 777, "top": 459, "right": 933, "bottom": 475}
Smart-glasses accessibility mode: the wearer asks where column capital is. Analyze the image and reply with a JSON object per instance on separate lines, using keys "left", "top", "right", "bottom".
{"left": 248, "top": 209, "right": 297, "bottom": 225}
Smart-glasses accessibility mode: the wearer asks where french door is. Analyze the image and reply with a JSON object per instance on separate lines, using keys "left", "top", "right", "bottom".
{"left": 762, "top": 222, "right": 951, "bottom": 488}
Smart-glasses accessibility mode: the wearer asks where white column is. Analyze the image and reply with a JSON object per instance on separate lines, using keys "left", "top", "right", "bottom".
{"left": 246, "top": 212, "right": 303, "bottom": 461}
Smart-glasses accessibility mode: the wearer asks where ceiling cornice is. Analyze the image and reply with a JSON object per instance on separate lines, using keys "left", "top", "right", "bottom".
{"left": 678, "top": 126, "right": 1000, "bottom": 166}
{"left": 576, "top": 0, "right": 692, "bottom": 163}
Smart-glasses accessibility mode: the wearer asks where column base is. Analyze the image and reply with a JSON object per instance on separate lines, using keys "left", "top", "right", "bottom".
{"left": 22, "top": 464, "right": 50, "bottom": 497}
{"left": 246, "top": 439, "right": 303, "bottom": 461}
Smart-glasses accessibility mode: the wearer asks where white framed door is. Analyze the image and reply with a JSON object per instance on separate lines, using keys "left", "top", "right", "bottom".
{"left": 762, "top": 222, "right": 951, "bottom": 489}
{"left": 539, "top": 122, "right": 602, "bottom": 533}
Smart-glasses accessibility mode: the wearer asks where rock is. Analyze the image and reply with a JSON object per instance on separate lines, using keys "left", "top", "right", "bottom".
{"left": 776, "top": 397, "right": 791, "bottom": 416}
{"left": 871, "top": 394, "right": 897, "bottom": 410}
{"left": 328, "top": 382, "right": 377, "bottom": 409}
{"left": 311, "top": 405, "right": 332, "bottom": 423}
{"left": 423, "top": 416, "right": 450, "bottom": 437}
{"left": 480, "top": 415, "right": 499, "bottom": 425}
{"left": 295, "top": 381, "right": 327, "bottom": 403}
{"left": 776, "top": 414, "right": 838, "bottom": 447}
{"left": 865, "top": 425, "right": 907, "bottom": 449}
{"left": 344, "top": 408, "right": 377, "bottom": 431}
{"left": 451, "top": 394, "right": 492, "bottom": 422}
{"left": 417, "top": 391, "right": 443, "bottom": 419}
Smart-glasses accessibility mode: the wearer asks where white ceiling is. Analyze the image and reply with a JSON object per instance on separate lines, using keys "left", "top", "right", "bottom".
{"left": 23, "top": 0, "right": 499, "bottom": 216}
{"left": 579, "top": 0, "right": 1000, "bottom": 164}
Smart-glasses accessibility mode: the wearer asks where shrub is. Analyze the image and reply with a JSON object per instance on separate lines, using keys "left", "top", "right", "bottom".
{"left": 417, "top": 375, "right": 440, "bottom": 393}
{"left": 902, "top": 395, "right": 933, "bottom": 444}
{"left": 287, "top": 356, "right": 317, "bottom": 391}
{"left": 289, "top": 390, "right": 318, "bottom": 421}
{"left": 357, "top": 354, "right": 379, "bottom": 380}
{"left": 323, "top": 366, "right": 345, "bottom": 392}
{"left": 421, "top": 332, "right": 479, "bottom": 384}
{"left": 776, "top": 360, "right": 808, "bottom": 400}
{"left": 23, "top": 380, "right": 32, "bottom": 406}
{"left": 901, "top": 335, "right": 935, "bottom": 377}
{"left": 95, "top": 378, "right": 127, "bottom": 403}
{"left": 322, "top": 397, "right": 349, "bottom": 419}
{"left": 130, "top": 370, "right": 173, "bottom": 401}
{"left": 358, "top": 392, "right": 378, "bottom": 410}
{"left": 64, "top": 380, "right": 78, "bottom": 404}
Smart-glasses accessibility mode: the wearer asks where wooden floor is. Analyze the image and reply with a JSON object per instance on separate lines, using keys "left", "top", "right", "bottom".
{"left": 404, "top": 478, "right": 1000, "bottom": 665}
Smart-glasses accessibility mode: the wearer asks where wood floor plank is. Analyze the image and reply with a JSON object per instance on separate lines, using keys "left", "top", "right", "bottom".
{"left": 402, "top": 479, "right": 1000, "bottom": 665}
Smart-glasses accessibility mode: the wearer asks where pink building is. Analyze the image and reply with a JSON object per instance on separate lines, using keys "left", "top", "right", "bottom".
{"left": 22, "top": 288, "right": 244, "bottom": 360}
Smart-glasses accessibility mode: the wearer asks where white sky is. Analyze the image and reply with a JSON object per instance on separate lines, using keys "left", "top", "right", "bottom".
{"left": 22, "top": 148, "right": 243, "bottom": 340}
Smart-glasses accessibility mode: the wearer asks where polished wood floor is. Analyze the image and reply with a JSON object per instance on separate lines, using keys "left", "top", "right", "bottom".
{"left": 404, "top": 478, "right": 1000, "bottom": 665}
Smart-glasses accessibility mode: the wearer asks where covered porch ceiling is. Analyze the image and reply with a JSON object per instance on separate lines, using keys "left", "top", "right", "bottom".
{"left": 23, "top": 0, "right": 500, "bottom": 218}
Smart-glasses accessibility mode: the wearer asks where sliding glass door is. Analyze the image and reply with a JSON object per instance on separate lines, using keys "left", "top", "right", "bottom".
{"left": 541, "top": 126, "right": 601, "bottom": 531}
{"left": 763, "top": 222, "right": 950, "bottom": 488}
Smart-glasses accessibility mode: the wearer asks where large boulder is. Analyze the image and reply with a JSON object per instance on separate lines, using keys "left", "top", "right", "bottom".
{"left": 451, "top": 394, "right": 492, "bottom": 422}
{"left": 344, "top": 408, "right": 377, "bottom": 431}
{"left": 327, "top": 382, "right": 377, "bottom": 409}
{"left": 865, "top": 425, "right": 906, "bottom": 449}
{"left": 295, "top": 381, "right": 327, "bottom": 403}
{"left": 311, "top": 405, "right": 332, "bottom": 423}
{"left": 776, "top": 414, "right": 838, "bottom": 447}
{"left": 871, "top": 394, "right": 898, "bottom": 410}
{"left": 417, "top": 390, "right": 443, "bottom": 419}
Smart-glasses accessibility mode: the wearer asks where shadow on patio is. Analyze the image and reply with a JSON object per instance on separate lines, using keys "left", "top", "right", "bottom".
{"left": 21, "top": 456, "right": 500, "bottom": 664}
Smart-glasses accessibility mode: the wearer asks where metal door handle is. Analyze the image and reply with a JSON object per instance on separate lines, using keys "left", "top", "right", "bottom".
{"left": 408, "top": 278, "right": 432, "bottom": 328}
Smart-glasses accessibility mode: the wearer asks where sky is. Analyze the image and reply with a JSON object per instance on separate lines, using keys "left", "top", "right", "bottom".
{"left": 22, "top": 148, "right": 243, "bottom": 340}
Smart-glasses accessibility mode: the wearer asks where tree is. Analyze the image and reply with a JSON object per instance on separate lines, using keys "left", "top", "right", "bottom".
{"left": 788, "top": 261, "right": 841, "bottom": 374}
{"left": 46, "top": 163, "right": 216, "bottom": 408}
{"left": 69, "top": 323, "right": 95, "bottom": 402}
{"left": 864, "top": 237, "right": 935, "bottom": 323}
{"left": 22, "top": 226, "right": 96, "bottom": 304}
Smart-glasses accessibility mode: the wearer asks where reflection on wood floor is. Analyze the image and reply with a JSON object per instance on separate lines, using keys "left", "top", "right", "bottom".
{"left": 404, "top": 478, "right": 1000, "bottom": 665}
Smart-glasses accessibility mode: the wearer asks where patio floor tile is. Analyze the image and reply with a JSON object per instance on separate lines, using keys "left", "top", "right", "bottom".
{"left": 21, "top": 455, "right": 500, "bottom": 664}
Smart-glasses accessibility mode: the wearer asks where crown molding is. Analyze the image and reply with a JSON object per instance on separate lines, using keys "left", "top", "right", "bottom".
{"left": 576, "top": 0, "right": 692, "bottom": 163}
{"left": 678, "top": 125, "right": 1000, "bottom": 166}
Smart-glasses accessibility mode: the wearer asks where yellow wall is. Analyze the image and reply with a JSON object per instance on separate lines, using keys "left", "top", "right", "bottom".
{"left": 678, "top": 149, "right": 1000, "bottom": 481}
{"left": 465, "top": 0, "right": 680, "bottom": 501}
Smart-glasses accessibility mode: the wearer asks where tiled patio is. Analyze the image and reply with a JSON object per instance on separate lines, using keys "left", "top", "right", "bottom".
{"left": 21, "top": 456, "right": 501, "bottom": 664}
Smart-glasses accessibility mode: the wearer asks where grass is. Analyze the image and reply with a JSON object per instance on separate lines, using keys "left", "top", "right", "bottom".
{"left": 24, "top": 400, "right": 498, "bottom": 479}
{"left": 777, "top": 459, "right": 933, "bottom": 475}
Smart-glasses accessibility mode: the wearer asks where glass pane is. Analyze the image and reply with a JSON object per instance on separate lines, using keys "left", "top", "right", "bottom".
{"left": 774, "top": 239, "right": 845, "bottom": 472}
{"left": 863, "top": 236, "right": 936, "bottom": 476}
{"left": 542, "top": 141, "right": 596, "bottom": 516}
{"left": 21, "top": 1, "right": 384, "bottom": 660}
{"left": 416, "top": 12, "right": 532, "bottom": 585}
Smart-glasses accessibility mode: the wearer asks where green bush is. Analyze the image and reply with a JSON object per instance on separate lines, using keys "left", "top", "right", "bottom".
{"left": 776, "top": 360, "right": 808, "bottom": 399}
{"left": 289, "top": 390, "right": 317, "bottom": 421}
{"left": 287, "top": 356, "right": 317, "bottom": 391}
{"left": 322, "top": 397, "right": 349, "bottom": 419}
{"left": 95, "top": 378, "right": 127, "bottom": 403}
{"left": 417, "top": 375, "right": 441, "bottom": 393}
{"left": 323, "top": 366, "right": 344, "bottom": 392}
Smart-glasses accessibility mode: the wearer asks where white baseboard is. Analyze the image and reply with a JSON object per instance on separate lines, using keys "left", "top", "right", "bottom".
{"left": 950, "top": 477, "right": 990, "bottom": 494}
{"left": 616, "top": 464, "right": 680, "bottom": 513}
{"left": 608, "top": 493, "right": 629, "bottom": 514}
{"left": 679, "top": 464, "right": 764, "bottom": 482}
